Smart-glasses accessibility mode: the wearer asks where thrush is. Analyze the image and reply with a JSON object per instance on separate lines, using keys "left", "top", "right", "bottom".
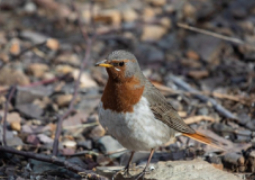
{"left": 96, "top": 50, "right": 218, "bottom": 179}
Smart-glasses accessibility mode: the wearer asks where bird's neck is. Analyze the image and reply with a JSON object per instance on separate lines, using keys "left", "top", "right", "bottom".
{"left": 101, "top": 77, "right": 145, "bottom": 113}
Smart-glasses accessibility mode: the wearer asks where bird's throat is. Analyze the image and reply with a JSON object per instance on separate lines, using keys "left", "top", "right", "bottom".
{"left": 101, "top": 77, "right": 145, "bottom": 113}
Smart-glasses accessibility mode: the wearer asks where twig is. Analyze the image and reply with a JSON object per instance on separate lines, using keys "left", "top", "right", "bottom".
{"left": 169, "top": 75, "right": 239, "bottom": 120}
{"left": 0, "top": 146, "right": 108, "bottom": 180}
{"left": 52, "top": 2, "right": 95, "bottom": 155}
{"left": 177, "top": 23, "right": 255, "bottom": 49}
{"left": 184, "top": 115, "right": 216, "bottom": 124}
{"left": 63, "top": 122, "right": 98, "bottom": 130}
{"left": 2, "top": 86, "right": 16, "bottom": 146}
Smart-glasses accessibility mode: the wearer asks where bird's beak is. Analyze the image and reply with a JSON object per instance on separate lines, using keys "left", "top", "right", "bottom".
{"left": 95, "top": 60, "right": 113, "bottom": 68}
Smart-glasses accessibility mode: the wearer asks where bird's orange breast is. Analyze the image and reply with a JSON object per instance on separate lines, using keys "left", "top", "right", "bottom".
{"left": 101, "top": 76, "right": 144, "bottom": 113}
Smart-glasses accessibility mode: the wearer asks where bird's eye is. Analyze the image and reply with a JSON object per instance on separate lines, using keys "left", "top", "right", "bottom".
{"left": 119, "top": 62, "right": 124, "bottom": 66}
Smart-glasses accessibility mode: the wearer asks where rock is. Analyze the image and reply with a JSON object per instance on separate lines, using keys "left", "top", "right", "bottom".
{"left": 141, "top": 25, "right": 167, "bottom": 41}
{"left": 89, "top": 125, "right": 106, "bottom": 139}
{"left": 159, "top": 17, "right": 172, "bottom": 29}
{"left": 54, "top": 94, "right": 73, "bottom": 107}
{"left": 0, "top": 53, "right": 9, "bottom": 62}
{"left": 135, "top": 44, "right": 164, "bottom": 63}
{"left": 26, "top": 134, "right": 40, "bottom": 145}
{"left": 55, "top": 64, "right": 75, "bottom": 74}
{"left": 10, "top": 121, "right": 21, "bottom": 131}
{"left": 186, "top": 50, "right": 200, "bottom": 61}
{"left": 146, "top": 0, "right": 166, "bottom": 6}
{"left": 16, "top": 86, "right": 53, "bottom": 105}
{"left": 0, "top": 67, "right": 30, "bottom": 86}
{"left": 77, "top": 140, "right": 92, "bottom": 150}
{"left": 188, "top": 70, "right": 209, "bottom": 79}
{"left": 97, "top": 160, "right": 241, "bottom": 180}
{"left": 23, "top": 1, "right": 37, "bottom": 13}
{"left": 9, "top": 38, "right": 20, "bottom": 55}
{"left": 55, "top": 53, "right": 80, "bottom": 66}
{"left": 223, "top": 153, "right": 245, "bottom": 172}
{"left": 183, "top": 3, "right": 196, "bottom": 20}
{"left": 46, "top": 38, "right": 59, "bottom": 50}
{"left": 186, "top": 34, "right": 224, "bottom": 63}
{"left": 97, "top": 135, "right": 125, "bottom": 158}
{"left": 93, "top": 9, "right": 121, "bottom": 26}
{"left": 121, "top": 8, "right": 138, "bottom": 22}
{"left": 62, "top": 140, "right": 77, "bottom": 148}
{"left": 72, "top": 70, "right": 98, "bottom": 88}
{"left": 20, "top": 30, "right": 48, "bottom": 44}
{"left": 7, "top": 136, "right": 23, "bottom": 147}
{"left": 16, "top": 103, "right": 43, "bottom": 119}
{"left": 27, "top": 63, "right": 49, "bottom": 78}
{"left": 37, "top": 134, "right": 53, "bottom": 144}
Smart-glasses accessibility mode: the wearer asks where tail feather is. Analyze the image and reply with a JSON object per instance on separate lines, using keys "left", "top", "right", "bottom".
{"left": 183, "top": 132, "right": 221, "bottom": 149}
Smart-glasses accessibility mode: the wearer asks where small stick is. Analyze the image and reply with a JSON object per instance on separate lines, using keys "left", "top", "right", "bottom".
{"left": 0, "top": 146, "right": 108, "bottom": 180}
{"left": 177, "top": 23, "right": 255, "bottom": 48}
{"left": 2, "top": 86, "right": 16, "bottom": 146}
{"left": 184, "top": 115, "right": 216, "bottom": 124}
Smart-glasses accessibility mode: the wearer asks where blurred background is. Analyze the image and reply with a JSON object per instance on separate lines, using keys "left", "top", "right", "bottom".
{"left": 0, "top": 0, "right": 255, "bottom": 179}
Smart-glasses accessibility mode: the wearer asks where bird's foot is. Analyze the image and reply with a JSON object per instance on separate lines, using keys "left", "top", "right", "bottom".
{"left": 134, "top": 166, "right": 154, "bottom": 180}
{"left": 112, "top": 167, "right": 132, "bottom": 180}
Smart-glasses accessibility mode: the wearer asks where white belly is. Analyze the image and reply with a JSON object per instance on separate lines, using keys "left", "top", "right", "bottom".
{"left": 99, "top": 97, "right": 175, "bottom": 151}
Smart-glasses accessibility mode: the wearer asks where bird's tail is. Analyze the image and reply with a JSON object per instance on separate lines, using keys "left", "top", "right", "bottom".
{"left": 182, "top": 132, "right": 221, "bottom": 149}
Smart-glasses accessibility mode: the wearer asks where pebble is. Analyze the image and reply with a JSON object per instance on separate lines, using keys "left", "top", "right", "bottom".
{"left": 141, "top": 25, "right": 167, "bottom": 41}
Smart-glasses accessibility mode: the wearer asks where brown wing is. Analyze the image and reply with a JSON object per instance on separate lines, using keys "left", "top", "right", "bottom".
{"left": 143, "top": 79, "right": 195, "bottom": 134}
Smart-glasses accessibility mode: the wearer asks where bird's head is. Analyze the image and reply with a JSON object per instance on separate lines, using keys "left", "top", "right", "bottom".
{"left": 95, "top": 50, "right": 143, "bottom": 83}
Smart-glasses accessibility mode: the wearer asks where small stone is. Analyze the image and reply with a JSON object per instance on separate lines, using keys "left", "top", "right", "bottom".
{"left": 7, "top": 136, "right": 23, "bottom": 146}
{"left": 223, "top": 153, "right": 245, "bottom": 172}
{"left": 26, "top": 134, "right": 40, "bottom": 145}
{"left": 37, "top": 134, "right": 53, "bottom": 144}
{"left": 16, "top": 103, "right": 43, "bottom": 119}
{"left": 136, "top": 44, "right": 164, "bottom": 62}
{"left": 55, "top": 64, "right": 75, "bottom": 74}
{"left": 121, "top": 8, "right": 138, "bottom": 22}
{"left": 93, "top": 9, "right": 121, "bottom": 25}
{"left": 77, "top": 140, "right": 92, "bottom": 149}
{"left": 146, "top": 0, "right": 166, "bottom": 6}
{"left": 72, "top": 70, "right": 98, "bottom": 88}
{"left": 27, "top": 63, "right": 49, "bottom": 78}
{"left": 46, "top": 38, "right": 59, "bottom": 50}
{"left": 143, "top": 7, "right": 156, "bottom": 21}
{"left": 141, "top": 25, "right": 167, "bottom": 41}
{"left": 188, "top": 70, "right": 209, "bottom": 79}
{"left": 24, "top": 2, "right": 37, "bottom": 13}
{"left": 54, "top": 94, "right": 73, "bottom": 107}
{"left": 16, "top": 86, "right": 53, "bottom": 105}
{"left": 10, "top": 121, "right": 21, "bottom": 131}
{"left": 183, "top": 3, "right": 196, "bottom": 18}
{"left": 55, "top": 53, "right": 80, "bottom": 66}
{"left": 97, "top": 135, "right": 125, "bottom": 158}
{"left": 160, "top": 17, "right": 172, "bottom": 29}
{"left": 9, "top": 38, "right": 20, "bottom": 55}
{"left": 0, "top": 67, "right": 30, "bottom": 86}
{"left": 0, "top": 53, "right": 9, "bottom": 62}
{"left": 62, "top": 140, "right": 77, "bottom": 148}
{"left": 186, "top": 50, "right": 200, "bottom": 60}
{"left": 89, "top": 125, "right": 106, "bottom": 139}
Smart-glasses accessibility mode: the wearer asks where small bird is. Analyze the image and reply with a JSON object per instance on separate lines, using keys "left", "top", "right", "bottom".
{"left": 96, "top": 50, "right": 218, "bottom": 179}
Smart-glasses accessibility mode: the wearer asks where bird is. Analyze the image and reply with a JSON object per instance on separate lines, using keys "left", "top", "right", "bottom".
{"left": 95, "top": 50, "right": 218, "bottom": 179}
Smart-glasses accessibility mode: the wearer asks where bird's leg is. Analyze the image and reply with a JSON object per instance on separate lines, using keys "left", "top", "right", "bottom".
{"left": 112, "top": 151, "right": 135, "bottom": 180}
{"left": 134, "top": 149, "right": 155, "bottom": 180}
{"left": 123, "top": 151, "right": 135, "bottom": 177}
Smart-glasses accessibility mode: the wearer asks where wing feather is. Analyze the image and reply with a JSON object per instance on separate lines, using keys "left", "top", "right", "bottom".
{"left": 143, "top": 80, "right": 195, "bottom": 134}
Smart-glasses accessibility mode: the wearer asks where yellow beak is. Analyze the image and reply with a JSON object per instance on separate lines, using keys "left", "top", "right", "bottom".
{"left": 95, "top": 60, "right": 113, "bottom": 68}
